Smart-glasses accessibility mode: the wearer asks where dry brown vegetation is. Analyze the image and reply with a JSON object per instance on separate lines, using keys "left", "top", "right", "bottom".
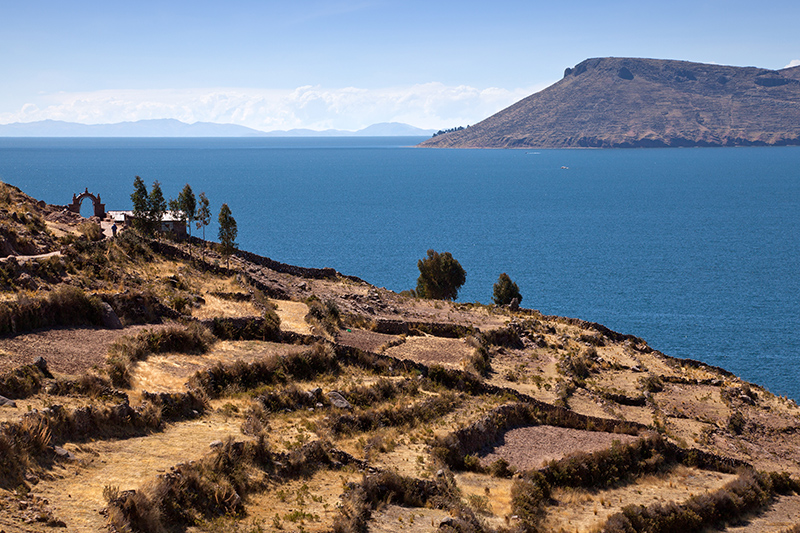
{"left": 1, "top": 188, "right": 800, "bottom": 532}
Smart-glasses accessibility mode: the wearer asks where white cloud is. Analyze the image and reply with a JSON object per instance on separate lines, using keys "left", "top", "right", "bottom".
{"left": 784, "top": 59, "right": 800, "bottom": 69}
{"left": 0, "top": 83, "right": 542, "bottom": 131}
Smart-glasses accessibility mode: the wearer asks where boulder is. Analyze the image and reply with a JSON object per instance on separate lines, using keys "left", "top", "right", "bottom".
{"left": 53, "top": 446, "right": 76, "bottom": 461}
{"left": 100, "top": 302, "right": 123, "bottom": 329}
{"left": 34, "top": 356, "right": 53, "bottom": 378}
{"left": 326, "top": 391, "right": 352, "bottom": 410}
{"left": 307, "top": 387, "right": 323, "bottom": 401}
{"left": 0, "top": 395, "right": 17, "bottom": 408}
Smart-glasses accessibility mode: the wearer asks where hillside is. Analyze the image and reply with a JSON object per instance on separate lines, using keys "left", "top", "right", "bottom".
{"left": 419, "top": 57, "right": 800, "bottom": 148}
{"left": 2, "top": 181, "right": 800, "bottom": 532}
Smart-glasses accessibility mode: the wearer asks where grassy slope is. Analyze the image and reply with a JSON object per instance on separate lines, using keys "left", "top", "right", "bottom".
{"left": 1, "top": 184, "right": 799, "bottom": 532}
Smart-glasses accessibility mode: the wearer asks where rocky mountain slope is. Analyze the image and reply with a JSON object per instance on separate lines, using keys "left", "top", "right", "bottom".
{"left": 419, "top": 57, "right": 800, "bottom": 148}
{"left": 2, "top": 182, "right": 800, "bottom": 532}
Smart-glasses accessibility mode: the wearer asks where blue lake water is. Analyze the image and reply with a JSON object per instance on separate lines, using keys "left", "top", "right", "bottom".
{"left": 1, "top": 137, "right": 798, "bottom": 400}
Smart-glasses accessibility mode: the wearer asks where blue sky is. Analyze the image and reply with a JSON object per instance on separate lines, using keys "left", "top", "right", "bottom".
{"left": 2, "top": 0, "right": 799, "bottom": 131}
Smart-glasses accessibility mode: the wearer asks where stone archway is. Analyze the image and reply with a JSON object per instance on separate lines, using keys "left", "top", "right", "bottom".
{"left": 68, "top": 188, "right": 106, "bottom": 218}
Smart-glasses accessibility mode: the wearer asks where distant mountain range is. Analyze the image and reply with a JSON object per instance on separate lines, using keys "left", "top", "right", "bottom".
{"left": 0, "top": 119, "right": 435, "bottom": 137}
{"left": 419, "top": 57, "right": 800, "bottom": 148}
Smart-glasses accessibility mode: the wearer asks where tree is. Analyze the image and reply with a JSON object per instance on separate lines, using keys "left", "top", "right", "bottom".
{"left": 130, "top": 176, "right": 149, "bottom": 233}
{"left": 169, "top": 183, "right": 196, "bottom": 238}
{"left": 415, "top": 249, "right": 466, "bottom": 300}
{"left": 218, "top": 203, "right": 238, "bottom": 268}
{"left": 147, "top": 180, "right": 167, "bottom": 236}
{"left": 493, "top": 273, "right": 522, "bottom": 306}
{"left": 195, "top": 192, "right": 210, "bottom": 241}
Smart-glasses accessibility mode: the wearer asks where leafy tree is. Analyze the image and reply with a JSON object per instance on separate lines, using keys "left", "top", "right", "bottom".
{"left": 147, "top": 180, "right": 167, "bottom": 236}
{"left": 168, "top": 183, "right": 197, "bottom": 238}
{"left": 415, "top": 249, "right": 466, "bottom": 300}
{"left": 130, "top": 176, "right": 149, "bottom": 233}
{"left": 218, "top": 203, "right": 238, "bottom": 268}
{"left": 195, "top": 192, "right": 210, "bottom": 241}
{"left": 493, "top": 273, "right": 522, "bottom": 306}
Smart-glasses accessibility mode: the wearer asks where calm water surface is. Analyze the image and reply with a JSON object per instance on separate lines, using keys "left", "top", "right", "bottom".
{"left": 1, "top": 137, "right": 798, "bottom": 399}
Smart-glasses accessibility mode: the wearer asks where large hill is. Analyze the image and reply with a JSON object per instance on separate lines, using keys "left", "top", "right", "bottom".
{"left": 419, "top": 57, "right": 800, "bottom": 148}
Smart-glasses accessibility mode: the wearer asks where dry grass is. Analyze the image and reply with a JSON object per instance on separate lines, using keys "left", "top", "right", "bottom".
{"left": 129, "top": 340, "right": 306, "bottom": 393}
{"left": 272, "top": 299, "right": 313, "bottom": 334}
{"left": 368, "top": 504, "right": 452, "bottom": 533}
{"left": 455, "top": 472, "right": 515, "bottom": 528}
{"left": 541, "top": 465, "right": 737, "bottom": 532}
{"left": 218, "top": 468, "right": 362, "bottom": 533}
{"left": 191, "top": 294, "right": 261, "bottom": 319}
{"left": 30, "top": 410, "right": 248, "bottom": 533}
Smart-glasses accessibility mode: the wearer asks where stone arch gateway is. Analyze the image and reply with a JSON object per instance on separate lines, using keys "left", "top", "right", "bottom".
{"left": 68, "top": 188, "right": 106, "bottom": 218}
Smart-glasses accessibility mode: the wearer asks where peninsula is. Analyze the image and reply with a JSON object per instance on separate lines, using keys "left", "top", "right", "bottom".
{"left": 419, "top": 57, "right": 800, "bottom": 148}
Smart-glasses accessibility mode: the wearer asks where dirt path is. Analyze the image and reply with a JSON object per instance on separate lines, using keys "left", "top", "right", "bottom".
{"left": 0, "top": 251, "right": 62, "bottom": 264}
{"left": 32, "top": 411, "right": 245, "bottom": 532}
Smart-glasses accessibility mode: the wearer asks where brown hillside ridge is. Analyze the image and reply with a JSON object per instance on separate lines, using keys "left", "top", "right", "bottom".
{"left": 2, "top": 180, "right": 800, "bottom": 532}
{"left": 419, "top": 57, "right": 800, "bottom": 148}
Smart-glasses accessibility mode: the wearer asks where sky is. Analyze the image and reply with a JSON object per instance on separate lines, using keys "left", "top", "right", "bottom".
{"left": 1, "top": 0, "right": 799, "bottom": 132}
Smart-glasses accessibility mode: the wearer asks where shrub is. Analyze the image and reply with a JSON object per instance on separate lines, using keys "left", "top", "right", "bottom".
{"left": 493, "top": 272, "right": 522, "bottom": 305}
{"left": 207, "top": 314, "right": 281, "bottom": 341}
{"left": 601, "top": 469, "right": 791, "bottom": 533}
{"left": 304, "top": 297, "right": 341, "bottom": 336}
{"left": 329, "top": 392, "right": 460, "bottom": 435}
{"left": 467, "top": 344, "right": 492, "bottom": 377}
{"left": 640, "top": 374, "right": 664, "bottom": 393}
{"left": 189, "top": 343, "right": 339, "bottom": 398}
{"left": 511, "top": 472, "right": 551, "bottom": 530}
{"left": 415, "top": 249, "right": 466, "bottom": 301}
{"left": 728, "top": 410, "right": 746, "bottom": 434}
{"left": 488, "top": 458, "right": 514, "bottom": 478}
{"left": 0, "top": 363, "right": 47, "bottom": 399}
{"left": 78, "top": 221, "right": 104, "bottom": 241}
{"left": 0, "top": 286, "right": 104, "bottom": 335}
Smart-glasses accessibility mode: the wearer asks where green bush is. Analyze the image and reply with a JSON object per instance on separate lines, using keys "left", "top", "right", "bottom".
{"left": 415, "top": 249, "right": 466, "bottom": 301}
{"left": 493, "top": 272, "right": 522, "bottom": 305}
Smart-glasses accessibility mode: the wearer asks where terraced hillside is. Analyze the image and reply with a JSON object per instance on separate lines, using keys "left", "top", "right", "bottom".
{"left": 1, "top": 181, "right": 800, "bottom": 532}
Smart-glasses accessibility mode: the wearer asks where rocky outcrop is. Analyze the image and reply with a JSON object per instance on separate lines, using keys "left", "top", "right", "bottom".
{"left": 419, "top": 57, "right": 800, "bottom": 148}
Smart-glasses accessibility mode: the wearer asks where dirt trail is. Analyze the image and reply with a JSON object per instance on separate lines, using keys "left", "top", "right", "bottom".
{"left": 31, "top": 412, "right": 245, "bottom": 532}
{"left": 0, "top": 251, "right": 62, "bottom": 264}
